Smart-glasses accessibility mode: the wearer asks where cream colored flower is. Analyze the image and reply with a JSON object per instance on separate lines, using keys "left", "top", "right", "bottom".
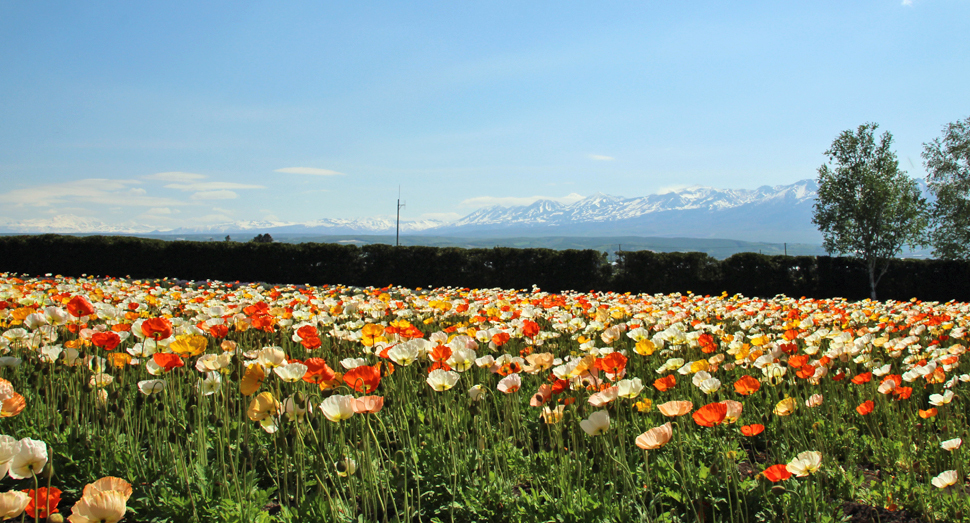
{"left": 580, "top": 410, "right": 610, "bottom": 436}
{"left": 0, "top": 490, "right": 29, "bottom": 519}
{"left": 319, "top": 394, "right": 356, "bottom": 422}
{"left": 616, "top": 378, "right": 644, "bottom": 399}
{"left": 931, "top": 470, "right": 958, "bottom": 489}
{"left": 8, "top": 438, "right": 47, "bottom": 480}
{"left": 137, "top": 379, "right": 166, "bottom": 395}
{"left": 786, "top": 451, "right": 822, "bottom": 477}
{"left": 636, "top": 422, "right": 673, "bottom": 450}
{"left": 273, "top": 362, "right": 308, "bottom": 382}
{"left": 468, "top": 384, "right": 485, "bottom": 401}
{"left": 426, "top": 369, "right": 460, "bottom": 391}
{"left": 67, "top": 489, "right": 128, "bottom": 523}
{"left": 941, "top": 438, "right": 962, "bottom": 451}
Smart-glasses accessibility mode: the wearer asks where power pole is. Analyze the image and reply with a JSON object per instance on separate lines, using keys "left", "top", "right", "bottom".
{"left": 396, "top": 186, "right": 406, "bottom": 247}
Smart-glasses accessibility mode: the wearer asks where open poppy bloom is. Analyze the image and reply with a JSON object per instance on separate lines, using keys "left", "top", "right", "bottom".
{"left": 67, "top": 296, "right": 96, "bottom": 317}
{"left": 740, "top": 424, "right": 764, "bottom": 436}
{"left": 786, "top": 451, "right": 822, "bottom": 477}
{"left": 497, "top": 373, "right": 522, "bottom": 394}
{"left": 153, "top": 353, "right": 184, "bottom": 372}
{"left": 918, "top": 408, "right": 937, "bottom": 419}
{"left": 733, "top": 375, "right": 760, "bottom": 396}
{"left": 91, "top": 332, "right": 121, "bottom": 351}
{"left": 22, "top": 486, "right": 60, "bottom": 518}
{"left": 140, "top": 317, "right": 173, "bottom": 341}
{"left": 856, "top": 400, "right": 874, "bottom": 416}
{"left": 343, "top": 364, "right": 381, "bottom": 394}
{"left": 0, "top": 491, "right": 29, "bottom": 519}
{"left": 636, "top": 422, "right": 673, "bottom": 450}
{"left": 352, "top": 395, "right": 384, "bottom": 414}
{"left": 580, "top": 410, "right": 610, "bottom": 436}
{"left": 851, "top": 372, "right": 872, "bottom": 385}
{"left": 654, "top": 374, "right": 677, "bottom": 392}
{"left": 657, "top": 400, "right": 693, "bottom": 417}
{"left": 302, "top": 358, "right": 337, "bottom": 384}
{"left": 762, "top": 464, "right": 792, "bottom": 482}
{"left": 773, "top": 397, "right": 798, "bottom": 416}
{"left": 693, "top": 402, "right": 728, "bottom": 427}
{"left": 595, "top": 352, "right": 628, "bottom": 376}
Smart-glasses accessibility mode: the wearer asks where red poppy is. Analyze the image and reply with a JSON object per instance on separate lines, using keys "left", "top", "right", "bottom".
{"left": 303, "top": 358, "right": 337, "bottom": 384}
{"left": 595, "top": 352, "right": 628, "bottom": 375}
{"left": 550, "top": 379, "right": 570, "bottom": 395}
{"left": 779, "top": 342, "right": 799, "bottom": 355}
{"left": 521, "top": 320, "right": 540, "bottom": 338}
{"left": 91, "top": 331, "right": 121, "bottom": 351}
{"left": 343, "top": 365, "right": 381, "bottom": 394}
{"left": 851, "top": 372, "right": 872, "bottom": 385}
{"left": 787, "top": 355, "right": 809, "bottom": 368}
{"left": 654, "top": 374, "right": 676, "bottom": 392}
{"left": 740, "top": 424, "right": 764, "bottom": 437}
{"left": 698, "top": 333, "right": 717, "bottom": 354}
{"left": 431, "top": 345, "right": 452, "bottom": 363}
{"left": 428, "top": 361, "right": 452, "bottom": 372}
{"left": 796, "top": 365, "right": 816, "bottom": 379}
{"left": 892, "top": 386, "right": 912, "bottom": 400}
{"left": 300, "top": 336, "right": 322, "bottom": 350}
{"left": 733, "top": 375, "right": 761, "bottom": 396}
{"left": 762, "top": 464, "right": 792, "bottom": 482}
{"left": 153, "top": 353, "right": 184, "bottom": 371}
{"left": 67, "top": 296, "right": 95, "bottom": 317}
{"left": 251, "top": 315, "right": 275, "bottom": 332}
{"left": 491, "top": 332, "right": 511, "bottom": 346}
{"left": 856, "top": 400, "right": 874, "bottom": 416}
{"left": 692, "top": 402, "right": 728, "bottom": 427}
{"left": 297, "top": 324, "right": 319, "bottom": 340}
{"left": 141, "top": 317, "right": 173, "bottom": 340}
{"left": 22, "top": 487, "right": 61, "bottom": 518}
{"left": 209, "top": 324, "right": 229, "bottom": 338}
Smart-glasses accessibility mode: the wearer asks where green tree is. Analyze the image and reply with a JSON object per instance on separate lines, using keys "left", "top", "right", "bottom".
{"left": 812, "top": 123, "right": 928, "bottom": 299}
{"left": 923, "top": 116, "right": 970, "bottom": 259}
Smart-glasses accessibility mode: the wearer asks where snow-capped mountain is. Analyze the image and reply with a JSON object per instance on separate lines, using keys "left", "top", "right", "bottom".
{"left": 0, "top": 179, "right": 823, "bottom": 243}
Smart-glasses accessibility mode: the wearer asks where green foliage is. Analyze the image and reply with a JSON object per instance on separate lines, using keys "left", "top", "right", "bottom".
{"left": 812, "top": 123, "right": 929, "bottom": 299}
{"left": 924, "top": 116, "right": 970, "bottom": 260}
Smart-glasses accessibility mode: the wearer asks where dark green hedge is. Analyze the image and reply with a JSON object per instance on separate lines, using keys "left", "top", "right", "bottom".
{"left": 1, "top": 235, "right": 967, "bottom": 301}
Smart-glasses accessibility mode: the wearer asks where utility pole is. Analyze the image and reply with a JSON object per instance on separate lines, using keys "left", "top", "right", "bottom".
{"left": 396, "top": 186, "right": 406, "bottom": 247}
{"left": 784, "top": 243, "right": 787, "bottom": 256}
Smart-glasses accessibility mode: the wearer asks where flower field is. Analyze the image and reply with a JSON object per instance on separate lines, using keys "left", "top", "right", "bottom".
{"left": 0, "top": 273, "right": 968, "bottom": 522}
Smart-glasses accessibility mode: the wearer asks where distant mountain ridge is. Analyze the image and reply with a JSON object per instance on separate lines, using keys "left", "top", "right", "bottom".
{"left": 0, "top": 179, "right": 823, "bottom": 243}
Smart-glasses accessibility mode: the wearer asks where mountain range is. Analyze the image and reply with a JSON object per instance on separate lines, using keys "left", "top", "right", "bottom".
{"left": 0, "top": 179, "right": 823, "bottom": 244}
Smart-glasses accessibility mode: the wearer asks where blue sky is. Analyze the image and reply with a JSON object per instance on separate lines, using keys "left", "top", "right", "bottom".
{"left": 1, "top": 1, "right": 967, "bottom": 230}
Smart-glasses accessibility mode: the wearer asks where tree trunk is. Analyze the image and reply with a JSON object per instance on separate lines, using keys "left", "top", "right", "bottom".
{"left": 868, "top": 263, "right": 878, "bottom": 300}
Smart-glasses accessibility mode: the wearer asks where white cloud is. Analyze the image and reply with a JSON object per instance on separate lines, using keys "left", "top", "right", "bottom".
{"left": 0, "top": 178, "right": 186, "bottom": 208}
{"left": 274, "top": 167, "right": 345, "bottom": 176}
{"left": 588, "top": 154, "right": 615, "bottom": 161}
{"left": 145, "top": 171, "right": 207, "bottom": 182}
{"left": 165, "top": 182, "right": 265, "bottom": 191}
{"left": 145, "top": 207, "right": 174, "bottom": 215}
{"left": 902, "top": 0, "right": 912, "bottom": 5}
{"left": 191, "top": 190, "right": 238, "bottom": 200}
{"left": 460, "top": 193, "right": 585, "bottom": 208}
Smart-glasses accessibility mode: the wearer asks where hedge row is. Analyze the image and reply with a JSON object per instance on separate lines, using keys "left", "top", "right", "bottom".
{"left": 1, "top": 235, "right": 967, "bottom": 301}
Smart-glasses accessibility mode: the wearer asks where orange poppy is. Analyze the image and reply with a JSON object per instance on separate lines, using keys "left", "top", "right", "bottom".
{"left": 692, "top": 402, "right": 728, "bottom": 427}
{"left": 141, "top": 317, "right": 173, "bottom": 340}
{"left": 787, "top": 355, "right": 809, "bottom": 368}
{"left": 106, "top": 353, "right": 132, "bottom": 368}
{"left": 851, "top": 372, "right": 872, "bottom": 385}
{"left": 153, "top": 353, "right": 184, "bottom": 371}
{"left": 67, "top": 296, "right": 96, "bottom": 317}
{"left": 654, "top": 374, "right": 677, "bottom": 392}
{"left": 733, "top": 375, "right": 761, "bottom": 396}
{"left": 698, "top": 333, "right": 717, "bottom": 354}
{"left": 22, "top": 486, "right": 61, "bottom": 519}
{"left": 91, "top": 332, "right": 121, "bottom": 351}
{"left": 892, "top": 387, "right": 912, "bottom": 400}
{"left": 0, "top": 393, "right": 26, "bottom": 417}
{"left": 521, "top": 320, "right": 540, "bottom": 338}
{"left": 430, "top": 345, "right": 452, "bottom": 363}
{"left": 740, "top": 424, "right": 764, "bottom": 436}
{"left": 595, "top": 352, "right": 628, "bottom": 375}
{"left": 209, "top": 324, "right": 229, "bottom": 338}
{"left": 796, "top": 365, "right": 816, "bottom": 379}
{"left": 491, "top": 332, "right": 511, "bottom": 346}
{"left": 856, "top": 400, "right": 874, "bottom": 416}
{"left": 343, "top": 365, "right": 381, "bottom": 394}
{"left": 918, "top": 408, "right": 937, "bottom": 419}
{"left": 762, "top": 464, "right": 792, "bottom": 482}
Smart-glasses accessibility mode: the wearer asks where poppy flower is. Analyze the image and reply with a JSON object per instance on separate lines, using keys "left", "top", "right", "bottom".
{"left": 588, "top": 386, "right": 619, "bottom": 407}
{"left": 170, "top": 335, "right": 208, "bottom": 357}
{"left": 274, "top": 362, "right": 308, "bottom": 382}
{"left": 8, "top": 438, "right": 47, "bottom": 480}
{"left": 929, "top": 391, "right": 954, "bottom": 406}
{"left": 773, "top": 397, "right": 798, "bottom": 416}
{"left": 931, "top": 470, "right": 958, "bottom": 489}
{"left": 796, "top": 365, "right": 816, "bottom": 379}
{"left": 320, "top": 395, "right": 355, "bottom": 422}
{"left": 654, "top": 375, "right": 677, "bottom": 392}
{"left": 426, "top": 369, "right": 460, "bottom": 391}
{"left": 0, "top": 491, "right": 29, "bottom": 519}
{"left": 580, "top": 410, "right": 610, "bottom": 436}
{"left": 786, "top": 451, "right": 822, "bottom": 477}
{"left": 139, "top": 317, "right": 172, "bottom": 341}
{"left": 851, "top": 372, "right": 872, "bottom": 385}
{"left": 941, "top": 438, "right": 962, "bottom": 451}
{"left": 892, "top": 386, "right": 912, "bottom": 400}
{"left": 540, "top": 405, "right": 565, "bottom": 424}
{"left": 740, "top": 424, "right": 764, "bottom": 436}
{"left": 91, "top": 332, "right": 121, "bottom": 351}
{"left": 805, "top": 394, "right": 823, "bottom": 408}
{"left": 693, "top": 402, "right": 728, "bottom": 427}
{"left": 352, "top": 396, "right": 384, "bottom": 414}
{"left": 82, "top": 476, "right": 132, "bottom": 503}
{"left": 302, "top": 358, "right": 337, "bottom": 384}
{"left": 658, "top": 400, "right": 693, "bottom": 417}
{"left": 733, "top": 375, "right": 761, "bottom": 396}
{"left": 762, "top": 464, "right": 792, "bottom": 482}
{"left": 343, "top": 365, "right": 381, "bottom": 394}
{"left": 636, "top": 422, "right": 673, "bottom": 450}
{"left": 68, "top": 489, "right": 128, "bottom": 523}
{"left": 787, "top": 354, "right": 809, "bottom": 368}
{"left": 22, "top": 486, "right": 61, "bottom": 518}
{"left": 595, "top": 352, "right": 628, "bottom": 375}
{"left": 918, "top": 408, "right": 937, "bottom": 419}
{"left": 521, "top": 320, "right": 540, "bottom": 338}
{"left": 240, "top": 364, "right": 266, "bottom": 396}
{"left": 430, "top": 345, "right": 452, "bottom": 364}
{"left": 497, "top": 373, "right": 522, "bottom": 394}
{"left": 856, "top": 400, "right": 874, "bottom": 416}
{"left": 137, "top": 379, "right": 166, "bottom": 396}
{"left": 209, "top": 324, "right": 229, "bottom": 338}
{"left": 67, "top": 296, "right": 96, "bottom": 317}
{"left": 153, "top": 353, "right": 184, "bottom": 372}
